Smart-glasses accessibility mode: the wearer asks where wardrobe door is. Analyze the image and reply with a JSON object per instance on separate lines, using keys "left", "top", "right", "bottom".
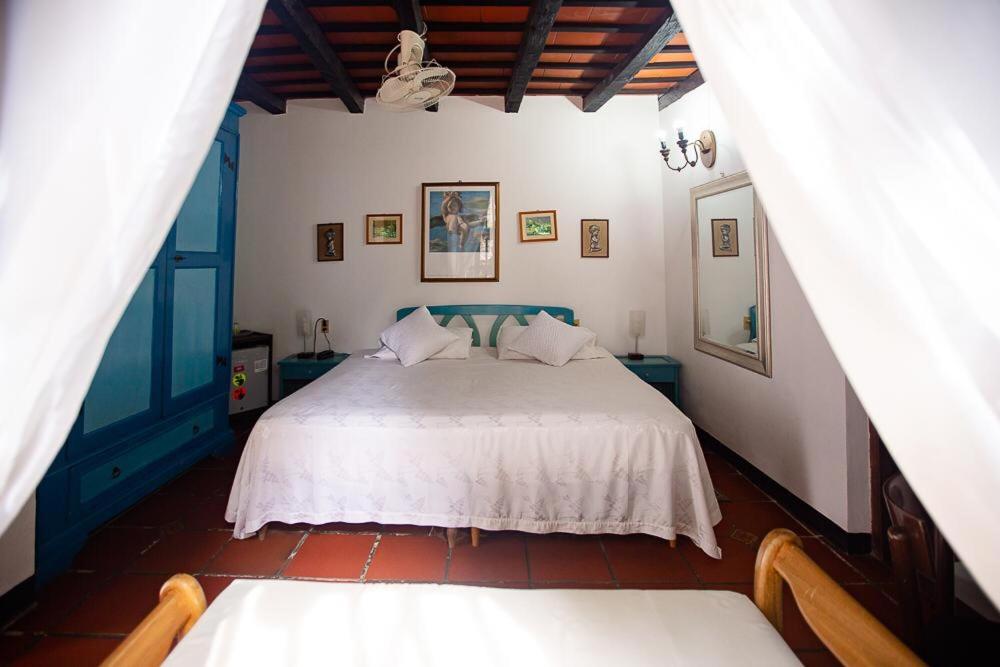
{"left": 69, "top": 259, "right": 167, "bottom": 458}
{"left": 163, "top": 129, "right": 237, "bottom": 415}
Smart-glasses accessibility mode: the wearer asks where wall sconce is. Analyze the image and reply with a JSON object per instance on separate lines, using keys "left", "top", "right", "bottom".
{"left": 658, "top": 126, "right": 717, "bottom": 172}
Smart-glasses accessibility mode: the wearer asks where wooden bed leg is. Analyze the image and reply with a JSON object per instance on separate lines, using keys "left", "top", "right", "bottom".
{"left": 471, "top": 527, "right": 480, "bottom": 547}
{"left": 446, "top": 528, "right": 457, "bottom": 549}
{"left": 257, "top": 524, "right": 269, "bottom": 541}
{"left": 669, "top": 538, "right": 677, "bottom": 549}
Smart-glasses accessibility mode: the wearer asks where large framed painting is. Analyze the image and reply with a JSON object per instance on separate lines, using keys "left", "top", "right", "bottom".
{"left": 366, "top": 214, "right": 402, "bottom": 245}
{"left": 580, "top": 219, "right": 609, "bottom": 258}
{"left": 316, "top": 223, "right": 344, "bottom": 262}
{"left": 421, "top": 182, "right": 500, "bottom": 282}
{"left": 711, "top": 218, "right": 739, "bottom": 257}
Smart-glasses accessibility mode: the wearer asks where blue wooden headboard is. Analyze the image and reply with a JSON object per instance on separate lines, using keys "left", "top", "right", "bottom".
{"left": 395, "top": 304, "right": 575, "bottom": 347}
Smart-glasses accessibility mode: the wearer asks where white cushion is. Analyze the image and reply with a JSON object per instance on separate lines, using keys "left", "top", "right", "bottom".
{"left": 378, "top": 307, "right": 459, "bottom": 367}
{"left": 507, "top": 310, "right": 594, "bottom": 367}
{"left": 367, "top": 327, "right": 473, "bottom": 361}
{"left": 498, "top": 323, "right": 605, "bottom": 361}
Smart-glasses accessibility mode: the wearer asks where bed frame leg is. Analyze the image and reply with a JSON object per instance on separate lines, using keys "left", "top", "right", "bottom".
{"left": 669, "top": 538, "right": 677, "bottom": 549}
{"left": 258, "top": 524, "right": 269, "bottom": 541}
{"left": 471, "top": 527, "right": 480, "bottom": 547}
{"left": 446, "top": 528, "right": 457, "bottom": 549}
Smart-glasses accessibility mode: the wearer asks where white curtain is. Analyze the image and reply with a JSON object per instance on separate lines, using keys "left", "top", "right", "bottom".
{"left": 0, "top": 0, "right": 266, "bottom": 536}
{"left": 671, "top": 1, "right": 1000, "bottom": 603}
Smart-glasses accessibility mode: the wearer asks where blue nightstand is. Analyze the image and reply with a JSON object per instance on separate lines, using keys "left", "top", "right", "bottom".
{"left": 277, "top": 353, "right": 350, "bottom": 398}
{"left": 616, "top": 355, "right": 681, "bottom": 408}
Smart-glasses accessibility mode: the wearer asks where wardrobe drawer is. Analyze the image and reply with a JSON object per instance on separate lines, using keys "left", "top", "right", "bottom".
{"left": 73, "top": 408, "right": 215, "bottom": 507}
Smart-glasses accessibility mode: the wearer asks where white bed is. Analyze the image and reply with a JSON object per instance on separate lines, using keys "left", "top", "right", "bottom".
{"left": 226, "top": 337, "right": 722, "bottom": 557}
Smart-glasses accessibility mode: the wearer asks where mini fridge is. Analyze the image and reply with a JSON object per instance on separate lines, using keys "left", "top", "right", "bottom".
{"left": 230, "top": 331, "right": 272, "bottom": 414}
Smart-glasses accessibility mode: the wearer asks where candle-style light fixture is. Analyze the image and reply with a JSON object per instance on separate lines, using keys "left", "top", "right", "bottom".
{"left": 658, "top": 125, "right": 717, "bottom": 172}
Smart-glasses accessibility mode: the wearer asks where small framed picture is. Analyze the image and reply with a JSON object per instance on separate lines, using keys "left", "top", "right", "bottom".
{"left": 366, "top": 214, "right": 402, "bottom": 245}
{"left": 711, "top": 218, "right": 739, "bottom": 257}
{"left": 518, "top": 210, "right": 558, "bottom": 242}
{"left": 580, "top": 219, "right": 609, "bottom": 258}
{"left": 316, "top": 223, "right": 344, "bottom": 262}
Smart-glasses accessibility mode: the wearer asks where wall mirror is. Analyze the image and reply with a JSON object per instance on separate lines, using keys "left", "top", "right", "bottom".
{"left": 691, "top": 171, "right": 772, "bottom": 376}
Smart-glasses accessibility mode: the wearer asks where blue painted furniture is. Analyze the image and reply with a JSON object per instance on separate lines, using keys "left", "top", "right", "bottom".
{"left": 395, "top": 304, "right": 575, "bottom": 347}
{"left": 277, "top": 353, "right": 350, "bottom": 398}
{"left": 35, "top": 104, "right": 245, "bottom": 584}
{"left": 616, "top": 355, "right": 682, "bottom": 408}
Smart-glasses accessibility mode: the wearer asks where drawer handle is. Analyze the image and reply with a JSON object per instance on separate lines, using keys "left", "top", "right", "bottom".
{"left": 192, "top": 424, "right": 200, "bottom": 435}
{"left": 111, "top": 466, "right": 122, "bottom": 479}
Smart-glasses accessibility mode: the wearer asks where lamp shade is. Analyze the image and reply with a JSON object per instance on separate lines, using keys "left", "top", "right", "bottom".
{"left": 628, "top": 310, "right": 646, "bottom": 337}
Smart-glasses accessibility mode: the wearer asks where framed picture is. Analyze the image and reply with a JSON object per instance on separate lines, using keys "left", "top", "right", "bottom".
{"left": 421, "top": 182, "right": 499, "bottom": 282}
{"left": 519, "top": 210, "right": 558, "bottom": 242}
{"left": 711, "top": 218, "right": 739, "bottom": 257}
{"left": 366, "top": 214, "right": 402, "bottom": 245}
{"left": 316, "top": 223, "right": 344, "bottom": 262}
{"left": 580, "top": 219, "right": 609, "bottom": 258}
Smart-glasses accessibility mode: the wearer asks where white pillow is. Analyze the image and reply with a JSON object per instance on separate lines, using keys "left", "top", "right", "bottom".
{"left": 498, "top": 324, "right": 604, "bottom": 360}
{"left": 378, "top": 307, "right": 459, "bottom": 367}
{"left": 367, "top": 327, "right": 473, "bottom": 361}
{"left": 507, "top": 310, "right": 594, "bottom": 367}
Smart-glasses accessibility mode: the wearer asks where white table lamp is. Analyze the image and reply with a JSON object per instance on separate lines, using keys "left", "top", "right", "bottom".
{"left": 628, "top": 310, "right": 646, "bottom": 360}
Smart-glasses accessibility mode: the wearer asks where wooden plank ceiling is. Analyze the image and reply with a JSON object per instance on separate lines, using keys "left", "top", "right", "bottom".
{"left": 236, "top": 0, "right": 699, "bottom": 113}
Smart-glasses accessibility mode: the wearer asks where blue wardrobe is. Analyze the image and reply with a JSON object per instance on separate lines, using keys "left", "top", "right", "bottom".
{"left": 35, "top": 104, "right": 245, "bottom": 583}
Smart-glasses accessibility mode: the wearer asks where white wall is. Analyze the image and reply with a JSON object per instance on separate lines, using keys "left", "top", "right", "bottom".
{"left": 0, "top": 494, "right": 35, "bottom": 596}
{"left": 234, "top": 96, "right": 667, "bottom": 366}
{"left": 660, "top": 83, "right": 870, "bottom": 532}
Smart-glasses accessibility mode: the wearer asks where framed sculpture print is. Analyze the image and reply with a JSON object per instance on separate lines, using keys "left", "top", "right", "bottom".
{"left": 580, "top": 219, "right": 609, "bottom": 258}
{"left": 711, "top": 218, "right": 739, "bottom": 257}
{"left": 519, "top": 210, "right": 558, "bottom": 242}
{"left": 421, "top": 182, "right": 499, "bottom": 282}
{"left": 316, "top": 223, "right": 344, "bottom": 262}
{"left": 366, "top": 214, "right": 402, "bottom": 244}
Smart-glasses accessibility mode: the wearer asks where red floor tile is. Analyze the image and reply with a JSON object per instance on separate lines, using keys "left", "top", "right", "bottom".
{"left": 179, "top": 495, "right": 234, "bottom": 531}
{"left": 159, "top": 467, "right": 234, "bottom": 498}
{"left": 526, "top": 535, "right": 613, "bottom": 583}
{"left": 129, "top": 529, "right": 231, "bottom": 574}
{"left": 203, "top": 530, "right": 304, "bottom": 577}
{"left": 311, "top": 522, "right": 383, "bottom": 533}
{"left": 12, "top": 637, "right": 120, "bottom": 667}
{"left": 196, "top": 576, "right": 235, "bottom": 605}
{"left": 55, "top": 574, "right": 164, "bottom": 634}
{"left": 113, "top": 492, "right": 195, "bottom": 529}
{"left": 601, "top": 535, "right": 697, "bottom": 584}
{"left": 795, "top": 650, "right": 840, "bottom": 666}
{"left": 0, "top": 635, "right": 36, "bottom": 663}
{"left": 365, "top": 535, "right": 448, "bottom": 582}
{"left": 680, "top": 530, "right": 758, "bottom": 584}
{"left": 800, "top": 538, "right": 865, "bottom": 585}
{"left": 283, "top": 533, "right": 375, "bottom": 580}
{"left": 531, "top": 581, "right": 618, "bottom": 589}
{"left": 73, "top": 526, "right": 161, "bottom": 572}
{"left": 702, "top": 448, "right": 737, "bottom": 476}
{"left": 702, "top": 582, "right": 754, "bottom": 597}
{"left": 447, "top": 533, "right": 528, "bottom": 583}
{"left": 843, "top": 553, "right": 894, "bottom": 584}
{"left": 718, "top": 501, "right": 812, "bottom": 540}
{"left": 10, "top": 571, "right": 105, "bottom": 632}
{"left": 712, "top": 472, "right": 770, "bottom": 502}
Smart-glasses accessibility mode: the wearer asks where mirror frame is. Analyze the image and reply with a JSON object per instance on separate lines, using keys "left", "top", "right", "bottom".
{"left": 690, "top": 171, "right": 772, "bottom": 377}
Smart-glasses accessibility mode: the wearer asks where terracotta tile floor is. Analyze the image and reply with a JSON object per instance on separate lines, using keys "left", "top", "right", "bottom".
{"left": 0, "top": 441, "right": 903, "bottom": 666}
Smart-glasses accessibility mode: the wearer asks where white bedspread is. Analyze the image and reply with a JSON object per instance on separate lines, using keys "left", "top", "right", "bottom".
{"left": 226, "top": 349, "right": 722, "bottom": 557}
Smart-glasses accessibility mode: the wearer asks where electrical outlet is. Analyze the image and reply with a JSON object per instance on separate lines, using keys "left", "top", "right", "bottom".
{"left": 743, "top": 315, "right": 751, "bottom": 330}
{"left": 320, "top": 318, "right": 329, "bottom": 334}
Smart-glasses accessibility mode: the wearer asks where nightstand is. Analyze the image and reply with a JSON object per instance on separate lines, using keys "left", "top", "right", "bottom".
{"left": 616, "top": 355, "right": 681, "bottom": 408}
{"left": 277, "top": 353, "right": 350, "bottom": 398}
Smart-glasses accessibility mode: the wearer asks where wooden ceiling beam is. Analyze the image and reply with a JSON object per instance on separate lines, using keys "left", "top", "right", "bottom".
{"left": 234, "top": 74, "right": 287, "bottom": 114}
{"left": 257, "top": 21, "right": 651, "bottom": 35}
{"left": 582, "top": 11, "right": 680, "bottom": 112}
{"left": 248, "top": 44, "right": 692, "bottom": 57}
{"left": 268, "top": 74, "right": 686, "bottom": 88}
{"left": 303, "top": 0, "right": 665, "bottom": 6}
{"left": 269, "top": 0, "right": 365, "bottom": 113}
{"left": 657, "top": 69, "right": 703, "bottom": 110}
{"left": 505, "top": 0, "right": 563, "bottom": 113}
{"left": 247, "top": 61, "right": 692, "bottom": 74}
